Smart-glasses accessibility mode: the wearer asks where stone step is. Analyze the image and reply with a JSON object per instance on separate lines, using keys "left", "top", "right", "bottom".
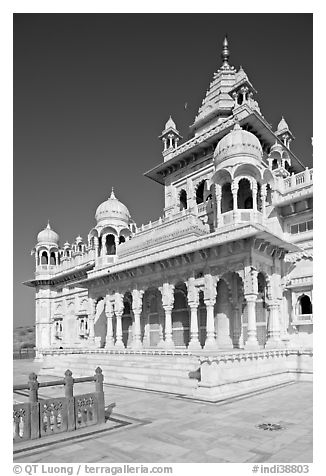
{"left": 46, "top": 363, "right": 199, "bottom": 379}
{"left": 45, "top": 358, "right": 199, "bottom": 372}
{"left": 38, "top": 353, "right": 199, "bottom": 395}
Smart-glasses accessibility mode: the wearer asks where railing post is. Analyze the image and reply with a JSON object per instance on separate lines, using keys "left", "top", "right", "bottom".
{"left": 95, "top": 367, "right": 105, "bottom": 424}
{"left": 28, "top": 372, "right": 40, "bottom": 439}
{"left": 64, "top": 369, "right": 75, "bottom": 431}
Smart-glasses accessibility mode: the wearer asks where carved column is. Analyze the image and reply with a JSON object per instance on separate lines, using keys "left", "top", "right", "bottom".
{"left": 161, "top": 283, "right": 175, "bottom": 348}
{"left": 231, "top": 180, "right": 239, "bottom": 223}
{"left": 232, "top": 304, "right": 243, "bottom": 349}
{"left": 101, "top": 234, "right": 107, "bottom": 257}
{"left": 187, "top": 278, "right": 201, "bottom": 350}
{"left": 244, "top": 267, "right": 259, "bottom": 349}
{"left": 215, "top": 184, "right": 222, "bottom": 228}
{"left": 265, "top": 266, "right": 283, "bottom": 348}
{"left": 252, "top": 180, "right": 258, "bottom": 212}
{"left": 131, "top": 289, "right": 144, "bottom": 349}
{"left": 244, "top": 295, "right": 259, "bottom": 349}
{"left": 114, "top": 293, "right": 125, "bottom": 349}
{"left": 265, "top": 300, "right": 282, "bottom": 348}
{"left": 105, "top": 297, "right": 115, "bottom": 349}
{"left": 88, "top": 298, "right": 96, "bottom": 346}
{"left": 261, "top": 183, "right": 267, "bottom": 223}
{"left": 94, "top": 236, "right": 99, "bottom": 257}
{"left": 204, "top": 274, "right": 218, "bottom": 350}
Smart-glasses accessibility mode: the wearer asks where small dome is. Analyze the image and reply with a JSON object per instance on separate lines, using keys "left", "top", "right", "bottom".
{"left": 269, "top": 140, "right": 283, "bottom": 155}
{"left": 214, "top": 123, "right": 262, "bottom": 165}
{"left": 64, "top": 241, "right": 70, "bottom": 248}
{"left": 76, "top": 235, "right": 83, "bottom": 243}
{"left": 37, "top": 222, "right": 59, "bottom": 245}
{"left": 277, "top": 116, "right": 289, "bottom": 132}
{"left": 95, "top": 189, "right": 131, "bottom": 226}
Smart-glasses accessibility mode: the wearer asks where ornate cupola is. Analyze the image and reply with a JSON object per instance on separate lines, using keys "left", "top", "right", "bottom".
{"left": 214, "top": 123, "right": 263, "bottom": 168}
{"left": 267, "top": 140, "right": 291, "bottom": 177}
{"left": 33, "top": 222, "right": 60, "bottom": 268}
{"left": 159, "top": 116, "right": 182, "bottom": 155}
{"left": 275, "top": 116, "right": 294, "bottom": 149}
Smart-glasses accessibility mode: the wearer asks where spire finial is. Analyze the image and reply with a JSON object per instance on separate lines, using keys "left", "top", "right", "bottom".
{"left": 221, "top": 35, "right": 230, "bottom": 69}
{"left": 47, "top": 220, "right": 51, "bottom": 229}
{"left": 110, "top": 187, "right": 116, "bottom": 199}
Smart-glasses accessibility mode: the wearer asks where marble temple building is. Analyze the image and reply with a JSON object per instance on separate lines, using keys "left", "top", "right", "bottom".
{"left": 24, "top": 37, "right": 313, "bottom": 400}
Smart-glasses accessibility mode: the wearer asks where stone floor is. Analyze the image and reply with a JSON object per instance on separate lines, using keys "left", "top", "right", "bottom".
{"left": 13, "top": 359, "right": 313, "bottom": 463}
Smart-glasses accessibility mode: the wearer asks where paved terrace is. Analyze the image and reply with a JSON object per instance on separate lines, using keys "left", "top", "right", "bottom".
{"left": 13, "top": 360, "right": 312, "bottom": 463}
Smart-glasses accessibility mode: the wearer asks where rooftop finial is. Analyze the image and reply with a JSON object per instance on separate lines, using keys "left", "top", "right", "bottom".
{"left": 47, "top": 220, "right": 51, "bottom": 229}
{"left": 110, "top": 187, "right": 116, "bottom": 199}
{"left": 221, "top": 35, "right": 230, "bottom": 69}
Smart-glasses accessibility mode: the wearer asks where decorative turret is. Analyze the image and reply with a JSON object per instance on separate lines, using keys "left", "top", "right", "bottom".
{"left": 33, "top": 222, "right": 60, "bottom": 268}
{"left": 267, "top": 140, "right": 291, "bottom": 177}
{"left": 89, "top": 188, "right": 133, "bottom": 261}
{"left": 159, "top": 116, "right": 182, "bottom": 153}
{"left": 275, "top": 116, "right": 294, "bottom": 149}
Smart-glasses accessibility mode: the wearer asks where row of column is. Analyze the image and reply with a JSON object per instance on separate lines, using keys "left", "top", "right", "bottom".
{"left": 215, "top": 180, "right": 268, "bottom": 226}
{"left": 85, "top": 272, "right": 283, "bottom": 351}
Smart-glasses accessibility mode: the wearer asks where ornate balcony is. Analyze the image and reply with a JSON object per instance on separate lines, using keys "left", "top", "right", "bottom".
{"left": 292, "top": 314, "right": 313, "bottom": 326}
{"left": 273, "top": 168, "right": 313, "bottom": 206}
{"left": 219, "top": 209, "right": 263, "bottom": 227}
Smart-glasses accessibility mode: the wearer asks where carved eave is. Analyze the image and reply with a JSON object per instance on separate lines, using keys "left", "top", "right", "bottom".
{"left": 145, "top": 107, "right": 305, "bottom": 185}
{"left": 70, "top": 225, "right": 299, "bottom": 291}
{"left": 23, "top": 263, "right": 94, "bottom": 288}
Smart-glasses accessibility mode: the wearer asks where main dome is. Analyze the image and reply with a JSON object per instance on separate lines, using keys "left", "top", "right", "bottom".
{"left": 37, "top": 223, "right": 59, "bottom": 245}
{"left": 214, "top": 123, "right": 262, "bottom": 165}
{"left": 95, "top": 189, "right": 131, "bottom": 226}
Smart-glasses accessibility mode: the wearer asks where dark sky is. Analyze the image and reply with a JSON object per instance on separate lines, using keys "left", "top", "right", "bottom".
{"left": 13, "top": 13, "right": 312, "bottom": 328}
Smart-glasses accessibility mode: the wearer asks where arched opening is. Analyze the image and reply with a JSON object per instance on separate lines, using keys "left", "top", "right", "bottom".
{"left": 284, "top": 161, "right": 291, "bottom": 172}
{"left": 122, "top": 296, "right": 133, "bottom": 348}
{"left": 272, "top": 158, "right": 278, "bottom": 170}
{"left": 179, "top": 189, "right": 187, "bottom": 210}
{"left": 94, "top": 298, "right": 106, "bottom": 348}
{"left": 144, "top": 288, "right": 162, "bottom": 347}
{"left": 119, "top": 236, "right": 126, "bottom": 244}
{"left": 266, "top": 184, "right": 272, "bottom": 205}
{"left": 255, "top": 272, "right": 268, "bottom": 346}
{"left": 196, "top": 180, "right": 205, "bottom": 204}
{"left": 237, "top": 178, "right": 253, "bottom": 209}
{"left": 198, "top": 290, "right": 206, "bottom": 347}
{"left": 298, "top": 295, "right": 312, "bottom": 315}
{"left": 221, "top": 183, "right": 233, "bottom": 213}
{"left": 50, "top": 252, "right": 56, "bottom": 265}
{"left": 215, "top": 279, "right": 233, "bottom": 349}
{"left": 105, "top": 234, "right": 116, "bottom": 255}
{"left": 172, "top": 283, "right": 189, "bottom": 347}
{"left": 40, "top": 251, "right": 48, "bottom": 265}
{"left": 78, "top": 244, "right": 82, "bottom": 252}
{"left": 257, "top": 182, "right": 262, "bottom": 211}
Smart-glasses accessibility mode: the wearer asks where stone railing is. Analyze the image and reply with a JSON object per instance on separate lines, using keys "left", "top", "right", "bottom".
{"left": 197, "top": 202, "right": 206, "bottom": 214}
{"left": 292, "top": 314, "right": 313, "bottom": 326}
{"left": 195, "top": 348, "right": 313, "bottom": 401}
{"left": 13, "top": 367, "right": 105, "bottom": 443}
{"left": 35, "top": 250, "right": 96, "bottom": 277}
{"left": 95, "top": 255, "right": 117, "bottom": 268}
{"left": 220, "top": 209, "right": 263, "bottom": 227}
{"left": 134, "top": 208, "right": 197, "bottom": 235}
{"left": 282, "top": 168, "right": 313, "bottom": 192}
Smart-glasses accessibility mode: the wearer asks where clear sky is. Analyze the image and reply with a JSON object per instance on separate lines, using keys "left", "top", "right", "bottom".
{"left": 13, "top": 13, "right": 312, "bottom": 328}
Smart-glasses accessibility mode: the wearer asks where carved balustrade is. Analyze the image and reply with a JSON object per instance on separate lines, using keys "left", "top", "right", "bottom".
{"left": 13, "top": 367, "right": 105, "bottom": 443}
